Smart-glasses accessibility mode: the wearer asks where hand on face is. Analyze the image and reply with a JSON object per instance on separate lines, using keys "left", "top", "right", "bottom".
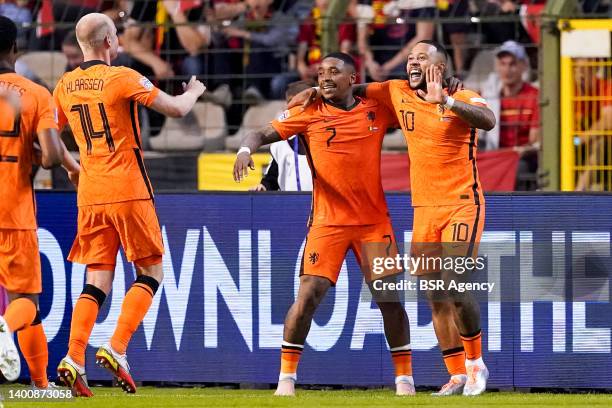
{"left": 416, "top": 65, "right": 445, "bottom": 105}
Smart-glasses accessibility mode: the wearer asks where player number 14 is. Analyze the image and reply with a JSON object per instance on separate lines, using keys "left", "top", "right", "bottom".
{"left": 71, "top": 103, "right": 115, "bottom": 155}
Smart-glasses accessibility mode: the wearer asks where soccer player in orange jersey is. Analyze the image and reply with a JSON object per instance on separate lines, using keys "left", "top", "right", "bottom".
{"left": 0, "top": 16, "right": 80, "bottom": 386}
{"left": 234, "top": 53, "right": 415, "bottom": 397}
{"left": 53, "top": 13, "right": 205, "bottom": 397}
{"left": 290, "top": 41, "right": 496, "bottom": 396}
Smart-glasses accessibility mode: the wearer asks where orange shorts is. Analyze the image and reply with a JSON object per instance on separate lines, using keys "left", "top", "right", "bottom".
{"left": 0, "top": 229, "right": 42, "bottom": 294}
{"left": 68, "top": 199, "right": 164, "bottom": 267}
{"left": 411, "top": 204, "right": 485, "bottom": 275}
{"left": 301, "top": 221, "right": 400, "bottom": 285}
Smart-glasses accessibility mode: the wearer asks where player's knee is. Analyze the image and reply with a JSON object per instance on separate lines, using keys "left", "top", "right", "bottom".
{"left": 430, "top": 300, "right": 453, "bottom": 316}
{"left": 134, "top": 255, "right": 164, "bottom": 283}
{"left": 85, "top": 268, "right": 114, "bottom": 295}
{"left": 377, "top": 301, "right": 406, "bottom": 318}
{"left": 133, "top": 274, "right": 161, "bottom": 297}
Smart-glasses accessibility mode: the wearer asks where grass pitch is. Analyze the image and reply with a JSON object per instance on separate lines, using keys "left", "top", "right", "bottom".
{"left": 1, "top": 385, "right": 610, "bottom": 408}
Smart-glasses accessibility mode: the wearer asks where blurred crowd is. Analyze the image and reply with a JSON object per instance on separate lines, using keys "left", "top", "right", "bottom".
{"left": 2, "top": 0, "right": 612, "bottom": 191}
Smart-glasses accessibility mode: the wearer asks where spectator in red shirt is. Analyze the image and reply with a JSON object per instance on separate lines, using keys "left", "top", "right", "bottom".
{"left": 495, "top": 40, "right": 540, "bottom": 190}
{"left": 270, "top": 0, "right": 356, "bottom": 99}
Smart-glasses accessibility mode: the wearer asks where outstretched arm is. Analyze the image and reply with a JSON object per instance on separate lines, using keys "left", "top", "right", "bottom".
{"left": 233, "top": 124, "right": 282, "bottom": 182}
{"left": 417, "top": 66, "right": 496, "bottom": 131}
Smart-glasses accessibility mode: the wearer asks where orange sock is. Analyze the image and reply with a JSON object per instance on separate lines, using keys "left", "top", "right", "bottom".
{"left": 110, "top": 275, "right": 159, "bottom": 355}
{"left": 442, "top": 347, "right": 467, "bottom": 375}
{"left": 280, "top": 342, "right": 303, "bottom": 378}
{"left": 17, "top": 315, "right": 48, "bottom": 388}
{"left": 390, "top": 345, "right": 412, "bottom": 377}
{"left": 4, "top": 297, "right": 36, "bottom": 332}
{"left": 68, "top": 284, "right": 107, "bottom": 367}
{"left": 460, "top": 330, "right": 482, "bottom": 361}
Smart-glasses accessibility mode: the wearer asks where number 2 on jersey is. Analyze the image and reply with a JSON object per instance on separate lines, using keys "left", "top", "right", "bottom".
{"left": 0, "top": 100, "right": 21, "bottom": 163}
{"left": 71, "top": 103, "right": 115, "bottom": 155}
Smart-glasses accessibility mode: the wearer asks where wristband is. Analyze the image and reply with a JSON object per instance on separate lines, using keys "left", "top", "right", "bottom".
{"left": 444, "top": 96, "right": 455, "bottom": 109}
{"left": 237, "top": 146, "right": 251, "bottom": 156}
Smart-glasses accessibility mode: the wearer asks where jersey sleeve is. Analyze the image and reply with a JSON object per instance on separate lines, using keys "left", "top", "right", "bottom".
{"left": 35, "top": 87, "right": 59, "bottom": 133}
{"left": 453, "top": 89, "right": 488, "bottom": 107}
{"left": 51, "top": 83, "right": 68, "bottom": 130}
{"left": 270, "top": 106, "right": 310, "bottom": 140}
{"left": 378, "top": 103, "right": 399, "bottom": 128}
{"left": 119, "top": 68, "right": 161, "bottom": 107}
{"left": 365, "top": 81, "right": 393, "bottom": 110}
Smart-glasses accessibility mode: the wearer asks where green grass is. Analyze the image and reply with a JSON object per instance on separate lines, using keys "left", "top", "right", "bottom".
{"left": 0, "top": 385, "right": 610, "bottom": 408}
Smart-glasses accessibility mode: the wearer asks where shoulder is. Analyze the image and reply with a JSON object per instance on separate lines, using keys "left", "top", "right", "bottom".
{"left": 110, "top": 66, "right": 155, "bottom": 89}
{"left": 15, "top": 75, "right": 51, "bottom": 97}
{"left": 521, "top": 83, "right": 539, "bottom": 95}
{"left": 277, "top": 103, "right": 319, "bottom": 122}
{"left": 359, "top": 96, "right": 385, "bottom": 110}
{"left": 454, "top": 88, "right": 488, "bottom": 105}
{"left": 386, "top": 79, "right": 408, "bottom": 91}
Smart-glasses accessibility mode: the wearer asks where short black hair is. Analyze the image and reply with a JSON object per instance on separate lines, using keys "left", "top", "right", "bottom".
{"left": 62, "top": 30, "right": 79, "bottom": 48}
{"left": 285, "top": 80, "right": 316, "bottom": 101}
{"left": 417, "top": 40, "right": 448, "bottom": 62}
{"left": 0, "top": 16, "right": 17, "bottom": 54}
{"left": 322, "top": 52, "right": 356, "bottom": 71}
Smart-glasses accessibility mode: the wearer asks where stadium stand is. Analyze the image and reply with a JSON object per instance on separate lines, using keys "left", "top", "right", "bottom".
{"left": 3, "top": 0, "right": 611, "bottom": 191}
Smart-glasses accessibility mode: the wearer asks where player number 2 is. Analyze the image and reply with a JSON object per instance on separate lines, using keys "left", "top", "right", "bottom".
{"left": 71, "top": 103, "right": 115, "bottom": 155}
{"left": 451, "top": 223, "right": 469, "bottom": 242}
{"left": 0, "top": 100, "right": 21, "bottom": 163}
{"left": 399, "top": 110, "right": 414, "bottom": 132}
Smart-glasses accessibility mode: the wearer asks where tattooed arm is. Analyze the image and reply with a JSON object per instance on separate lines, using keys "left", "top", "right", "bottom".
{"left": 446, "top": 98, "right": 496, "bottom": 131}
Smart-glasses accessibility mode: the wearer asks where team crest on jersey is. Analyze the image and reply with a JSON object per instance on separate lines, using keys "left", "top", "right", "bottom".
{"left": 309, "top": 252, "right": 319, "bottom": 264}
{"left": 277, "top": 110, "right": 291, "bottom": 122}
{"left": 139, "top": 77, "right": 154, "bottom": 91}
{"left": 367, "top": 111, "right": 378, "bottom": 131}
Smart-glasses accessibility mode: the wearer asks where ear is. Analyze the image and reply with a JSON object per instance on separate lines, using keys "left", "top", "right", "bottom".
{"left": 437, "top": 62, "right": 446, "bottom": 76}
{"left": 104, "top": 34, "right": 112, "bottom": 49}
{"left": 350, "top": 71, "right": 356, "bottom": 85}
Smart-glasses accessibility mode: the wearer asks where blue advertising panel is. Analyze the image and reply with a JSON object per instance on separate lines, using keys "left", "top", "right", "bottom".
{"left": 34, "top": 192, "right": 612, "bottom": 388}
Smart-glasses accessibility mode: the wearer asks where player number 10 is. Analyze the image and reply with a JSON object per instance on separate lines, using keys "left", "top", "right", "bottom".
{"left": 399, "top": 110, "right": 415, "bottom": 132}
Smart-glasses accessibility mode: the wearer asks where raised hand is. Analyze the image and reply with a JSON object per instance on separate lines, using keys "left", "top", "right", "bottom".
{"left": 416, "top": 65, "right": 445, "bottom": 105}
{"left": 182, "top": 75, "right": 206, "bottom": 97}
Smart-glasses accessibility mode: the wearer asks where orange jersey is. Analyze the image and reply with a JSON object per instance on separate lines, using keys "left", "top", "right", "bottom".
{"left": 271, "top": 97, "right": 397, "bottom": 226}
{"left": 366, "top": 80, "right": 486, "bottom": 207}
{"left": 0, "top": 69, "right": 58, "bottom": 230}
{"left": 53, "top": 61, "right": 160, "bottom": 206}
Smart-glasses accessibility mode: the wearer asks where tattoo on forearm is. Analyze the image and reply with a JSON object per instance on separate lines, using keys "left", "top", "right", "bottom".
{"left": 241, "top": 124, "right": 282, "bottom": 152}
{"left": 451, "top": 101, "right": 496, "bottom": 130}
